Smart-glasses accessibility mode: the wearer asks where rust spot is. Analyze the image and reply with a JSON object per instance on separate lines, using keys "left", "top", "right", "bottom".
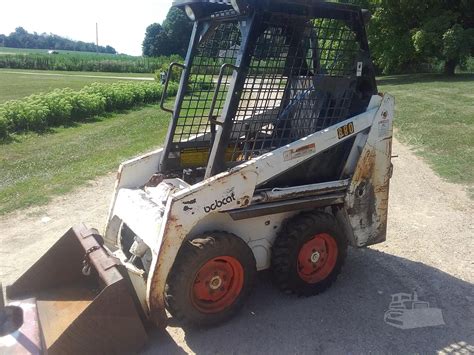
{"left": 348, "top": 141, "right": 392, "bottom": 247}
{"left": 238, "top": 195, "right": 251, "bottom": 207}
{"left": 352, "top": 149, "right": 375, "bottom": 182}
{"left": 145, "top": 173, "right": 165, "bottom": 187}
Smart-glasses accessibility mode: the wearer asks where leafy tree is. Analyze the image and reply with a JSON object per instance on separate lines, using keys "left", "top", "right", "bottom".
{"left": 361, "top": 1, "right": 427, "bottom": 74}
{"left": 142, "top": 7, "right": 192, "bottom": 57}
{"left": 105, "top": 45, "right": 116, "bottom": 54}
{"left": 411, "top": 0, "right": 474, "bottom": 75}
{"left": 162, "top": 8, "right": 193, "bottom": 56}
{"left": 143, "top": 23, "right": 171, "bottom": 56}
{"left": 360, "top": 0, "right": 474, "bottom": 75}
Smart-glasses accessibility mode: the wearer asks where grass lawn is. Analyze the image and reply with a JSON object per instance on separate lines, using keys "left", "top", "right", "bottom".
{"left": 0, "top": 69, "right": 154, "bottom": 103}
{"left": 0, "top": 73, "right": 472, "bottom": 214}
{"left": 0, "top": 104, "right": 171, "bottom": 215}
{"left": 378, "top": 74, "right": 474, "bottom": 196}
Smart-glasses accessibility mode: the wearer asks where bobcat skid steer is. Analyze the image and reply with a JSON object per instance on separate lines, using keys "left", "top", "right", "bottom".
{"left": 1, "top": 0, "right": 394, "bottom": 353}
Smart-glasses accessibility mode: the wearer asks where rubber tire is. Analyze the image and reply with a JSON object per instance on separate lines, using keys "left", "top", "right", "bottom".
{"left": 165, "top": 232, "right": 257, "bottom": 327}
{"left": 271, "top": 211, "right": 347, "bottom": 296}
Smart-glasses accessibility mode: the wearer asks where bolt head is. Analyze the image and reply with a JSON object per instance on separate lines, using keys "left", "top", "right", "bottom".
{"left": 310, "top": 251, "right": 321, "bottom": 263}
{"left": 209, "top": 276, "right": 223, "bottom": 290}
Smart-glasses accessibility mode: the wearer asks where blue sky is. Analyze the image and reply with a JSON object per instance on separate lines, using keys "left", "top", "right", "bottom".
{"left": 0, "top": 0, "right": 173, "bottom": 55}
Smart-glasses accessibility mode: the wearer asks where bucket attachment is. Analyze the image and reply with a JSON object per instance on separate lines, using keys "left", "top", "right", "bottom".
{"left": 1, "top": 224, "right": 147, "bottom": 354}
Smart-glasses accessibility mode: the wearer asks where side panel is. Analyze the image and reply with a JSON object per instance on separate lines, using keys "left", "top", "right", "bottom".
{"left": 344, "top": 94, "right": 394, "bottom": 246}
{"left": 111, "top": 148, "right": 163, "bottom": 196}
{"left": 104, "top": 148, "right": 163, "bottom": 244}
{"left": 187, "top": 211, "right": 297, "bottom": 270}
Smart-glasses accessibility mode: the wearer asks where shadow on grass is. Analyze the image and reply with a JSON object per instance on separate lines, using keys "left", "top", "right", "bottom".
{"left": 0, "top": 135, "right": 19, "bottom": 144}
{"left": 377, "top": 73, "right": 474, "bottom": 86}
{"left": 0, "top": 105, "right": 156, "bottom": 146}
{"left": 60, "top": 113, "right": 113, "bottom": 128}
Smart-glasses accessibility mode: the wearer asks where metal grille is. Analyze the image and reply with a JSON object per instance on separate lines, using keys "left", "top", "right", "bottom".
{"left": 170, "top": 14, "right": 361, "bottom": 169}
{"left": 228, "top": 16, "right": 360, "bottom": 162}
{"left": 172, "top": 21, "right": 241, "bottom": 144}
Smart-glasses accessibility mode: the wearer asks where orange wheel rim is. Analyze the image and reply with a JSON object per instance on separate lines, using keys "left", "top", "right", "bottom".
{"left": 297, "top": 233, "right": 338, "bottom": 283}
{"left": 191, "top": 256, "right": 244, "bottom": 313}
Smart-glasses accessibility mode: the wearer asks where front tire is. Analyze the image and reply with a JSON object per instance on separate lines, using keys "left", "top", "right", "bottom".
{"left": 165, "top": 232, "right": 256, "bottom": 327}
{"left": 271, "top": 212, "right": 347, "bottom": 296}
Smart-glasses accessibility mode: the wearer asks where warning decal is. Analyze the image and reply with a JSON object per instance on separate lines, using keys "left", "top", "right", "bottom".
{"left": 283, "top": 143, "right": 316, "bottom": 161}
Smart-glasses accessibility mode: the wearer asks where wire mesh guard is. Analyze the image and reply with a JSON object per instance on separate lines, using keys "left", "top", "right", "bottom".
{"left": 173, "top": 14, "right": 361, "bottom": 166}
{"left": 173, "top": 22, "right": 241, "bottom": 145}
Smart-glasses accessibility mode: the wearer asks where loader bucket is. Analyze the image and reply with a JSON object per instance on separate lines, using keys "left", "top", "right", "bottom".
{"left": 1, "top": 224, "right": 147, "bottom": 354}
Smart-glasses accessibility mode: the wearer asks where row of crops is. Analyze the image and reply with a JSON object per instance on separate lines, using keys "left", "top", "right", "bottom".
{"left": 0, "top": 53, "right": 183, "bottom": 73}
{"left": 0, "top": 81, "right": 179, "bottom": 139}
{"left": 0, "top": 50, "right": 288, "bottom": 75}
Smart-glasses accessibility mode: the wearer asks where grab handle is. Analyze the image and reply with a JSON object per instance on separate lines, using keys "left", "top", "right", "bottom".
{"left": 160, "top": 62, "right": 186, "bottom": 114}
{"left": 208, "top": 63, "right": 239, "bottom": 125}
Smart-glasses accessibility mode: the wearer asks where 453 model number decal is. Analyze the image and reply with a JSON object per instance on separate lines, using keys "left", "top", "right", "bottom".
{"left": 337, "top": 122, "right": 354, "bottom": 139}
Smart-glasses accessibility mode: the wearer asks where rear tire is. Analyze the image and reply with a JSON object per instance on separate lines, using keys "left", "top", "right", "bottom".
{"left": 271, "top": 212, "right": 347, "bottom": 296}
{"left": 165, "top": 232, "right": 256, "bottom": 327}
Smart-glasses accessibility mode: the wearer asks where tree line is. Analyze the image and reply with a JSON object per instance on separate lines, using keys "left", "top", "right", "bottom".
{"left": 143, "top": 1, "right": 474, "bottom": 75}
{"left": 0, "top": 27, "right": 116, "bottom": 54}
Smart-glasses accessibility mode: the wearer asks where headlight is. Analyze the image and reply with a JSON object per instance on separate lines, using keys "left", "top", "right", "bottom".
{"left": 184, "top": 5, "right": 196, "bottom": 21}
{"left": 230, "top": 0, "right": 241, "bottom": 13}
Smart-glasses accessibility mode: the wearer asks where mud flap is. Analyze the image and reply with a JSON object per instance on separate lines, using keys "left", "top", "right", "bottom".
{"left": 1, "top": 224, "right": 147, "bottom": 354}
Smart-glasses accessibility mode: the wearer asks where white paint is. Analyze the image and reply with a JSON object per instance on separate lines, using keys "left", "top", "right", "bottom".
{"left": 105, "top": 94, "right": 393, "bottom": 313}
{"left": 345, "top": 95, "right": 395, "bottom": 246}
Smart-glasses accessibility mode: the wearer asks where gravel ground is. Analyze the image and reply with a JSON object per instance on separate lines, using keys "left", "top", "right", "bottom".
{"left": 1, "top": 138, "right": 473, "bottom": 354}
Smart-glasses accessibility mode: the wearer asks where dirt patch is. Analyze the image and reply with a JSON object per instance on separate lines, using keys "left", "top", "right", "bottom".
{"left": 374, "top": 139, "right": 473, "bottom": 282}
{"left": 0, "top": 175, "right": 115, "bottom": 285}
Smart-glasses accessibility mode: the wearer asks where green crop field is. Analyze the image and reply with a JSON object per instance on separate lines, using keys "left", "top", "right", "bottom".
{"left": 0, "top": 73, "right": 472, "bottom": 215}
{"left": 0, "top": 69, "right": 154, "bottom": 103}
{"left": 0, "top": 47, "right": 117, "bottom": 56}
{"left": 0, "top": 47, "right": 182, "bottom": 73}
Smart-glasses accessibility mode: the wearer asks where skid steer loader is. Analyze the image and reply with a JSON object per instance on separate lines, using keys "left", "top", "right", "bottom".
{"left": 1, "top": 0, "right": 394, "bottom": 353}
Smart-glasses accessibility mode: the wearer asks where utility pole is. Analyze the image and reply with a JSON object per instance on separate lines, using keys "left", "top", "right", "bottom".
{"left": 96, "top": 23, "right": 99, "bottom": 54}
